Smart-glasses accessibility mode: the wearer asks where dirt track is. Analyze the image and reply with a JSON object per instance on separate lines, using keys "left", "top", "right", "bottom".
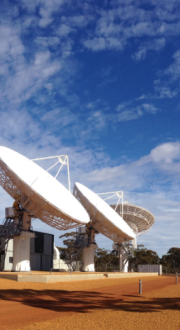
{"left": 0, "top": 276, "right": 179, "bottom": 330}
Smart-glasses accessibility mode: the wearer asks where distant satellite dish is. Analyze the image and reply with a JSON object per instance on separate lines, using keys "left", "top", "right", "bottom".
{"left": 0, "top": 147, "right": 90, "bottom": 230}
{"left": 111, "top": 201, "right": 155, "bottom": 236}
{"left": 73, "top": 182, "right": 135, "bottom": 243}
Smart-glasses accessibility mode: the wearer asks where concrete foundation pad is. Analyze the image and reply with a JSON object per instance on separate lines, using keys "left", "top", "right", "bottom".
{"left": 0, "top": 272, "right": 159, "bottom": 283}
{"left": 106, "top": 273, "right": 158, "bottom": 279}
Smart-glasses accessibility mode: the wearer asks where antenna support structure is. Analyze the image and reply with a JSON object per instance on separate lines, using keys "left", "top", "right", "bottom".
{"left": 0, "top": 154, "right": 72, "bottom": 272}
{"left": 72, "top": 190, "right": 125, "bottom": 272}
{"left": 67, "top": 224, "right": 98, "bottom": 272}
{"left": 79, "top": 190, "right": 134, "bottom": 272}
{"left": 98, "top": 190, "right": 124, "bottom": 219}
{"left": 0, "top": 207, "right": 35, "bottom": 272}
{"left": 31, "top": 155, "right": 71, "bottom": 193}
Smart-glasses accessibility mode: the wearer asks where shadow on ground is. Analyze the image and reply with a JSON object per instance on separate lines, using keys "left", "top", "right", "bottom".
{"left": 0, "top": 289, "right": 179, "bottom": 314}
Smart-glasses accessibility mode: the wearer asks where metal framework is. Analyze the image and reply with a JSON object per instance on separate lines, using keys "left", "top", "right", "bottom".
{"left": 0, "top": 158, "right": 79, "bottom": 231}
{"left": 31, "top": 155, "right": 71, "bottom": 193}
{"left": 98, "top": 191, "right": 123, "bottom": 218}
{"left": 111, "top": 202, "right": 155, "bottom": 236}
{"left": 0, "top": 217, "right": 21, "bottom": 270}
{"left": 91, "top": 190, "right": 127, "bottom": 244}
{"left": 96, "top": 191, "right": 154, "bottom": 237}
{"left": 90, "top": 219, "right": 130, "bottom": 244}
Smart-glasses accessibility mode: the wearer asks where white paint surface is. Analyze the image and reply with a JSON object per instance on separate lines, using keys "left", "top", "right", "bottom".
{"left": 74, "top": 182, "right": 135, "bottom": 240}
{"left": 0, "top": 146, "right": 90, "bottom": 226}
{"left": 12, "top": 231, "right": 35, "bottom": 271}
{"left": 83, "top": 244, "right": 97, "bottom": 272}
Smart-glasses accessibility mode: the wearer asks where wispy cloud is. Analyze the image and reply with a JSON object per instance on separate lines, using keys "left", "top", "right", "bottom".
{"left": 152, "top": 49, "right": 180, "bottom": 98}
{"left": 21, "top": 0, "right": 66, "bottom": 27}
{"left": 164, "top": 49, "right": 180, "bottom": 81}
{"left": 82, "top": 1, "right": 180, "bottom": 56}
{"left": 83, "top": 142, "right": 180, "bottom": 189}
{"left": 116, "top": 101, "right": 159, "bottom": 121}
{"left": 132, "top": 38, "right": 166, "bottom": 61}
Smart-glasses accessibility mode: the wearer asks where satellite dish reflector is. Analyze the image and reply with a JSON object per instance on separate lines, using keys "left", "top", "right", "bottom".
{"left": 73, "top": 182, "right": 135, "bottom": 243}
{"left": 111, "top": 202, "right": 155, "bottom": 236}
{"left": 0, "top": 147, "right": 90, "bottom": 230}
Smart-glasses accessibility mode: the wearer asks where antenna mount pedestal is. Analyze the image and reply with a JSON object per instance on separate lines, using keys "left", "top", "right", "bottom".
{"left": 79, "top": 226, "right": 97, "bottom": 272}
{"left": 83, "top": 227, "right": 97, "bottom": 272}
{"left": 12, "top": 230, "right": 35, "bottom": 271}
{"left": 113, "top": 242, "right": 134, "bottom": 272}
{"left": 3, "top": 208, "right": 35, "bottom": 272}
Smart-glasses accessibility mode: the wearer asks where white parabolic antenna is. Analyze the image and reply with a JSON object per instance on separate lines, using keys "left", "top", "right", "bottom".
{"left": 111, "top": 201, "right": 155, "bottom": 236}
{"left": 0, "top": 147, "right": 89, "bottom": 230}
{"left": 73, "top": 182, "right": 135, "bottom": 244}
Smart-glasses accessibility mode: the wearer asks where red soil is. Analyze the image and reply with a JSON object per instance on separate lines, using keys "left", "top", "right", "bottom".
{"left": 0, "top": 276, "right": 179, "bottom": 330}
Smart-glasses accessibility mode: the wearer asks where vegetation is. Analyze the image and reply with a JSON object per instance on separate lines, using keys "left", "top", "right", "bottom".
{"left": 95, "top": 248, "right": 119, "bottom": 272}
{"left": 58, "top": 231, "right": 83, "bottom": 270}
{"left": 59, "top": 231, "right": 77, "bottom": 258}
{"left": 161, "top": 248, "right": 180, "bottom": 274}
{"left": 129, "top": 245, "right": 160, "bottom": 271}
{"left": 130, "top": 245, "right": 180, "bottom": 273}
{"left": 58, "top": 231, "right": 180, "bottom": 273}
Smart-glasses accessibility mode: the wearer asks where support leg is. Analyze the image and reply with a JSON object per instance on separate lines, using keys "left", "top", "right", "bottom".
{"left": 83, "top": 244, "right": 97, "bottom": 272}
{"left": 12, "top": 231, "right": 35, "bottom": 271}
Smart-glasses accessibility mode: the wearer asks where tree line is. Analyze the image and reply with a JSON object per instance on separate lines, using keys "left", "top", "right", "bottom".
{"left": 95, "top": 246, "right": 180, "bottom": 273}
{"left": 94, "top": 245, "right": 180, "bottom": 273}
{"left": 58, "top": 232, "right": 180, "bottom": 273}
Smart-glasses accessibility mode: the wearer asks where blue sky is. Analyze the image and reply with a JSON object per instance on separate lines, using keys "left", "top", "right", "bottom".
{"left": 0, "top": 0, "right": 180, "bottom": 257}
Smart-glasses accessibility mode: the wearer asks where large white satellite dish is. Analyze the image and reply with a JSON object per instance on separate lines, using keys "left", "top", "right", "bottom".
{"left": 0, "top": 147, "right": 89, "bottom": 230}
{"left": 73, "top": 182, "right": 135, "bottom": 243}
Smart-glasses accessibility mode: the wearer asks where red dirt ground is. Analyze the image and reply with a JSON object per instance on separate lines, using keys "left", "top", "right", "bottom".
{"left": 0, "top": 276, "right": 179, "bottom": 330}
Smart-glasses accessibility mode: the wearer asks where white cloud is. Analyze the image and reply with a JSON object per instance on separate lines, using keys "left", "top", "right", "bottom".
{"left": 2, "top": 0, "right": 180, "bottom": 57}
{"left": 42, "top": 107, "right": 76, "bottom": 127}
{"left": 116, "top": 102, "right": 159, "bottom": 122}
{"left": 57, "top": 24, "right": 75, "bottom": 37}
{"left": 164, "top": 49, "right": 180, "bottom": 81}
{"left": 0, "top": 26, "right": 24, "bottom": 59}
{"left": 142, "top": 103, "right": 158, "bottom": 113}
{"left": 154, "top": 86, "right": 178, "bottom": 99}
{"left": 147, "top": 143, "right": 180, "bottom": 175}
{"left": 132, "top": 47, "right": 147, "bottom": 61}
{"left": 82, "top": 2, "right": 180, "bottom": 52}
{"left": 39, "top": 18, "right": 53, "bottom": 28}
{"left": 68, "top": 15, "right": 89, "bottom": 28}
{"left": 151, "top": 49, "right": 180, "bottom": 99}
{"left": 149, "top": 142, "right": 180, "bottom": 164}
{"left": 82, "top": 142, "right": 180, "bottom": 193}
{"left": 83, "top": 37, "right": 124, "bottom": 51}
{"left": 132, "top": 38, "right": 166, "bottom": 61}
{"left": 35, "top": 37, "right": 60, "bottom": 48}
{"left": 0, "top": 23, "right": 65, "bottom": 108}
{"left": 21, "top": 0, "right": 66, "bottom": 27}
